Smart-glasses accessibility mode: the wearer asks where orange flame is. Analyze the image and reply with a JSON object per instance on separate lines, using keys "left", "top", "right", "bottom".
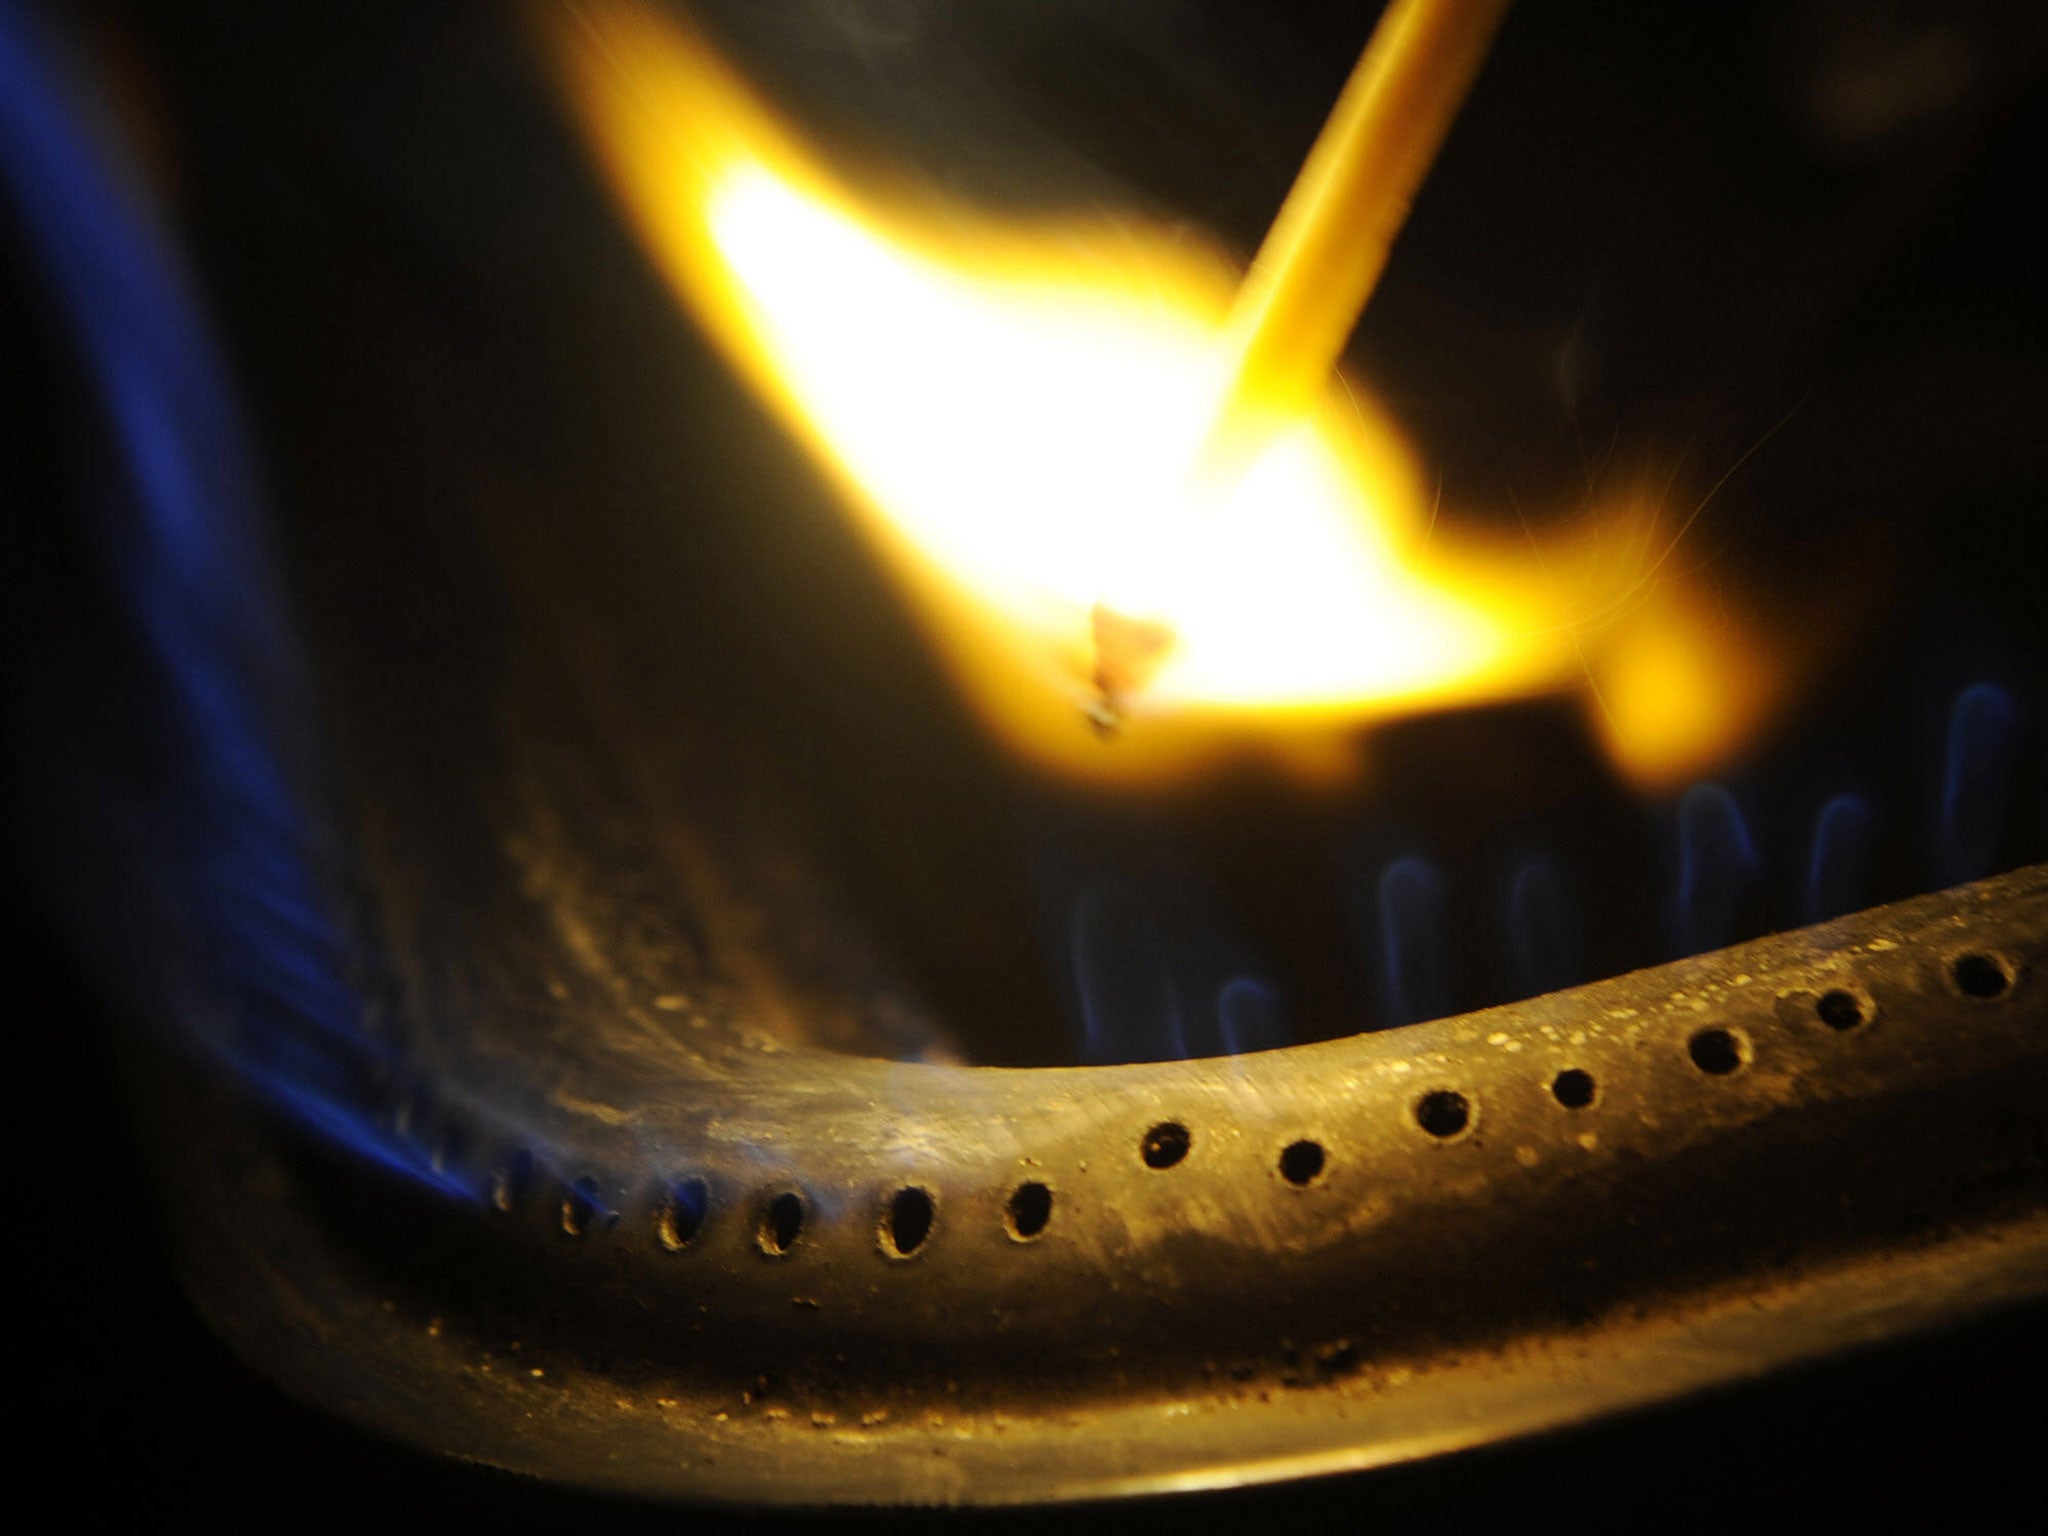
{"left": 544, "top": 1, "right": 1792, "bottom": 790}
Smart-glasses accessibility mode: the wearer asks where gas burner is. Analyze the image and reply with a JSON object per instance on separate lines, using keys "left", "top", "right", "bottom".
{"left": 153, "top": 866, "right": 2048, "bottom": 1506}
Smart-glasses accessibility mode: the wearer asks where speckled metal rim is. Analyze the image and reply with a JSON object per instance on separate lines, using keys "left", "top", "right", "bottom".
{"left": 145, "top": 864, "right": 2048, "bottom": 1507}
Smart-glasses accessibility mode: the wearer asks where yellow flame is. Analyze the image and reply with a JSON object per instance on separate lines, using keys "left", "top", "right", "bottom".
{"left": 545, "top": 1, "right": 1790, "bottom": 789}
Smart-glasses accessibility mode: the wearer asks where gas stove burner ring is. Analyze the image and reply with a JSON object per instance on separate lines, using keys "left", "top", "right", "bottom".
{"left": 152, "top": 864, "right": 2048, "bottom": 1508}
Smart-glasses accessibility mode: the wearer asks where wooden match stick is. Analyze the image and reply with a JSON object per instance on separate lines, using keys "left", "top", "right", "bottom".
{"left": 1195, "top": 0, "right": 1514, "bottom": 487}
{"left": 1088, "top": 0, "right": 1512, "bottom": 735}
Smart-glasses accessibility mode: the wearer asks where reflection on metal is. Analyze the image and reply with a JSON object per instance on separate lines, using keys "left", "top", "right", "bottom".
{"left": 148, "top": 865, "right": 2048, "bottom": 1507}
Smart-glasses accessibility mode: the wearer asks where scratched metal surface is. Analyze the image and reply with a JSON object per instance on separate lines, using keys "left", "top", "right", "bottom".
{"left": 149, "top": 865, "right": 2048, "bottom": 1505}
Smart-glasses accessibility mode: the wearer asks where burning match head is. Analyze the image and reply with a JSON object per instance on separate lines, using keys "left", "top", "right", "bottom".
{"left": 1086, "top": 601, "right": 1176, "bottom": 739}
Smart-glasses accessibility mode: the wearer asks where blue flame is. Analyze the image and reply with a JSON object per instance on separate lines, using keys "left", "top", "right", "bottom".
{"left": 1673, "top": 783, "right": 1759, "bottom": 955}
{"left": 1069, "top": 883, "right": 1184, "bottom": 1063}
{"left": 1804, "top": 792, "right": 1877, "bottom": 923}
{"left": 1375, "top": 856, "right": 1451, "bottom": 1027}
{"left": 1045, "top": 839, "right": 1285, "bottom": 1062}
{"left": 0, "top": 2, "right": 478, "bottom": 1200}
{"left": 1505, "top": 853, "right": 1579, "bottom": 998}
{"left": 1937, "top": 682, "right": 2018, "bottom": 888}
{"left": 1215, "top": 974, "right": 1286, "bottom": 1056}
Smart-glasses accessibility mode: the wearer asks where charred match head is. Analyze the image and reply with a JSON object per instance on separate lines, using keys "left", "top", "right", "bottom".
{"left": 1086, "top": 601, "right": 1176, "bottom": 738}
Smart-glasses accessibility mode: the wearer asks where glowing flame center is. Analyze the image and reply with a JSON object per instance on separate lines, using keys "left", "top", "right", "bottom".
{"left": 550, "top": 2, "right": 1795, "bottom": 788}
{"left": 706, "top": 167, "right": 1512, "bottom": 713}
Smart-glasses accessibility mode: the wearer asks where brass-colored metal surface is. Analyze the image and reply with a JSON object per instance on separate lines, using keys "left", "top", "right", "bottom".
{"left": 148, "top": 863, "right": 2048, "bottom": 1507}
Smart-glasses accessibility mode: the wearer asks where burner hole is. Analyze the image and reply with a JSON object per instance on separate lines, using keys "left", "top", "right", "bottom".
{"left": 1949, "top": 952, "right": 2013, "bottom": 1001}
{"left": 657, "top": 1177, "right": 709, "bottom": 1252}
{"left": 882, "top": 1187, "right": 934, "bottom": 1258}
{"left": 1551, "top": 1068, "right": 1597, "bottom": 1109}
{"left": 1815, "top": 989, "right": 1866, "bottom": 1031}
{"left": 491, "top": 1148, "right": 535, "bottom": 1214}
{"left": 1006, "top": 1181, "right": 1053, "bottom": 1240}
{"left": 561, "top": 1176, "right": 607, "bottom": 1238}
{"left": 758, "top": 1191, "right": 806, "bottom": 1256}
{"left": 1415, "top": 1090, "right": 1471, "bottom": 1139}
{"left": 1141, "top": 1122, "right": 1191, "bottom": 1169}
{"left": 1279, "top": 1140, "right": 1326, "bottom": 1185}
{"left": 1687, "top": 1027, "right": 1748, "bottom": 1076}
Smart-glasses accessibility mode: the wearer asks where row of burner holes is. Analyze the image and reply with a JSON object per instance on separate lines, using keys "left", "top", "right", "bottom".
{"left": 505, "top": 951, "right": 2018, "bottom": 1258}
